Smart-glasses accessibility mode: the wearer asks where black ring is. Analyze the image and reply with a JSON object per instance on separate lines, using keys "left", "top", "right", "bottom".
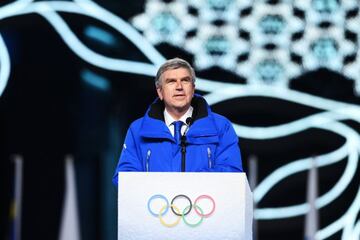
{"left": 170, "top": 194, "right": 192, "bottom": 216}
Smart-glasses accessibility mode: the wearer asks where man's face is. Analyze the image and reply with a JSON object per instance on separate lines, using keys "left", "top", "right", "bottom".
{"left": 156, "top": 67, "right": 195, "bottom": 116}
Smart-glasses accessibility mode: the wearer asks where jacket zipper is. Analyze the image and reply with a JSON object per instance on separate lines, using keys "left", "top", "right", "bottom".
{"left": 146, "top": 150, "right": 151, "bottom": 172}
{"left": 207, "top": 147, "right": 212, "bottom": 169}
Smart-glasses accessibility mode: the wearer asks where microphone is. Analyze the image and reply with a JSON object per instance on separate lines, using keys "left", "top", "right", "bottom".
{"left": 186, "top": 117, "right": 193, "bottom": 125}
{"left": 181, "top": 117, "right": 193, "bottom": 172}
{"left": 182, "top": 117, "right": 193, "bottom": 139}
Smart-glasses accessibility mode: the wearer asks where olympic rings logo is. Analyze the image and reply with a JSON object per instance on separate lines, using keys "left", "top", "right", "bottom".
{"left": 147, "top": 194, "right": 216, "bottom": 227}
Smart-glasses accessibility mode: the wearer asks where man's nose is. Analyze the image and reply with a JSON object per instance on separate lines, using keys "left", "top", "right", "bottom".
{"left": 175, "top": 80, "right": 183, "bottom": 89}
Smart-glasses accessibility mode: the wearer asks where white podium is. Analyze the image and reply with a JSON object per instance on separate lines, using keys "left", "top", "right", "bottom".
{"left": 118, "top": 172, "right": 253, "bottom": 240}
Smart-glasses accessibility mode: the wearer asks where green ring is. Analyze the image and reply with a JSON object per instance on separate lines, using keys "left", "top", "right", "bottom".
{"left": 182, "top": 205, "right": 204, "bottom": 227}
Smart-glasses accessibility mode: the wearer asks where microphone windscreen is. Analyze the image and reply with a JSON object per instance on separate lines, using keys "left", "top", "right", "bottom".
{"left": 186, "top": 117, "right": 193, "bottom": 125}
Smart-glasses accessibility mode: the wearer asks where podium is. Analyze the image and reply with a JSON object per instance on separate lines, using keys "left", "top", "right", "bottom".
{"left": 118, "top": 172, "right": 253, "bottom": 240}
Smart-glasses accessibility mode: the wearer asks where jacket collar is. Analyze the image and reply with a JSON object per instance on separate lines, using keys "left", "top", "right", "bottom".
{"left": 140, "top": 94, "right": 218, "bottom": 142}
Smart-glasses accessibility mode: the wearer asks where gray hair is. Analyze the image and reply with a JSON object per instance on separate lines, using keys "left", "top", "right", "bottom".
{"left": 155, "top": 58, "right": 196, "bottom": 88}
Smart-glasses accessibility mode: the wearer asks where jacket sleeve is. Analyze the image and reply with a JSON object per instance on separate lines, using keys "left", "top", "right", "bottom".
{"left": 204, "top": 120, "right": 243, "bottom": 172}
{"left": 112, "top": 127, "right": 144, "bottom": 186}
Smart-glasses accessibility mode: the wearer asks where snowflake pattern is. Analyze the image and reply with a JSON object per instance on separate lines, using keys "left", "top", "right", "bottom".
{"left": 131, "top": 0, "right": 197, "bottom": 46}
{"left": 343, "top": 5, "right": 360, "bottom": 94}
{"left": 294, "top": 0, "right": 352, "bottom": 26}
{"left": 188, "top": 0, "right": 252, "bottom": 24}
{"left": 131, "top": 0, "right": 360, "bottom": 94}
{"left": 292, "top": 25, "right": 356, "bottom": 71}
{"left": 240, "top": 1, "right": 304, "bottom": 48}
{"left": 185, "top": 24, "right": 249, "bottom": 71}
{"left": 237, "top": 48, "right": 300, "bottom": 87}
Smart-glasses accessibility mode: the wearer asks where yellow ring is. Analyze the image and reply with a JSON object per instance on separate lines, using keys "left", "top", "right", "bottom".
{"left": 159, "top": 204, "right": 182, "bottom": 227}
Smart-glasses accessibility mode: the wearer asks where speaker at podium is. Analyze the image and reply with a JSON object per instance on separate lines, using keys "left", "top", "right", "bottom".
{"left": 117, "top": 172, "right": 253, "bottom": 240}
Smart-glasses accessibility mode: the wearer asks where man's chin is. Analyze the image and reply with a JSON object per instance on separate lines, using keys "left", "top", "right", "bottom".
{"left": 172, "top": 104, "right": 190, "bottom": 113}
{"left": 165, "top": 101, "right": 190, "bottom": 111}
{"left": 174, "top": 105, "right": 187, "bottom": 111}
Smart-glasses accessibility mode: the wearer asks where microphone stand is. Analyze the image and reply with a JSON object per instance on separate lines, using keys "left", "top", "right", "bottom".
{"left": 180, "top": 117, "right": 192, "bottom": 172}
{"left": 180, "top": 136, "right": 187, "bottom": 172}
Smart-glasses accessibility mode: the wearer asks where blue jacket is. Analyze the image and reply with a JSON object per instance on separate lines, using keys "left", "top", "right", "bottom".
{"left": 112, "top": 95, "right": 243, "bottom": 185}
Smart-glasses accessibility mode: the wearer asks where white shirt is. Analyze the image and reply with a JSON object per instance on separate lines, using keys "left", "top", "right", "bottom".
{"left": 164, "top": 106, "right": 193, "bottom": 137}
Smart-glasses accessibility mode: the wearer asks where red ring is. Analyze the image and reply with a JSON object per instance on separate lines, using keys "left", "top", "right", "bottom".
{"left": 194, "top": 195, "right": 216, "bottom": 217}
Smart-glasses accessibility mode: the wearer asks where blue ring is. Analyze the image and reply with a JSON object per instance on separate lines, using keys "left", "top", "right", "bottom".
{"left": 147, "top": 194, "right": 169, "bottom": 217}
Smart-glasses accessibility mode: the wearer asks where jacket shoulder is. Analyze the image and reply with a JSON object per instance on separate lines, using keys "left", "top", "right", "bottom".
{"left": 128, "top": 117, "right": 145, "bottom": 132}
{"left": 211, "top": 112, "right": 232, "bottom": 125}
{"left": 210, "top": 112, "right": 233, "bottom": 132}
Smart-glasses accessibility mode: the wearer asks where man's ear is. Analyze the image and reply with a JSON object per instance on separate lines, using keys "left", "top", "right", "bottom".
{"left": 156, "top": 87, "right": 163, "bottom": 100}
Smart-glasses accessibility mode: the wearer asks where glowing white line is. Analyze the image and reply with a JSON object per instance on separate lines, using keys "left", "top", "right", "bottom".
{"left": 39, "top": 9, "right": 158, "bottom": 76}
{"left": 72, "top": 0, "right": 166, "bottom": 65}
{"left": 233, "top": 110, "right": 359, "bottom": 140}
{"left": 348, "top": 220, "right": 360, "bottom": 240}
{"left": 254, "top": 120, "right": 360, "bottom": 219}
{"left": 255, "top": 142, "right": 358, "bottom": 220}
{"left": 316, "top": 136, "right": 358, "bottom": 208}
{"left": 204, "top": 84, "right": 360, "bottom": 116}
{"left": 254, "top": 141, "right": 348, "bottom": 202}
{"left": 318, "top": 180, "right": 360, "bottom": 240}
{"left": 3, "top": 1, "right": 165, "bottom": 72}
{"left": 0, "top": 34, "right": 11, "bottom": 97}
{"left": 253, "top": 116, "right": 360, "bottom": 239}
{"left": 0, "top": 0, "right": 33, "bottom": 20}
{"left": 341, "top": 181, "right": 360, "bottom": 240}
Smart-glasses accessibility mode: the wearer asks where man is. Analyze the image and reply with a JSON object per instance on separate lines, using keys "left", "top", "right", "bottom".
{"left": 112, "top": 58, "right": 242, "bottom": 185}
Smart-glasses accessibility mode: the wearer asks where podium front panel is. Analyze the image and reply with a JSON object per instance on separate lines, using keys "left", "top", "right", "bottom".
{"left": 118, "top": 172, "right": 253, "bottom": 240}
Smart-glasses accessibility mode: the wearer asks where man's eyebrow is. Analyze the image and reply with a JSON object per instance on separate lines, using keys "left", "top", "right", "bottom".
{"left": 164, "top": 76, "right": 191, "bottom": 82}
{"left": 164, "top": 77, "right": 176, "bottom": 82}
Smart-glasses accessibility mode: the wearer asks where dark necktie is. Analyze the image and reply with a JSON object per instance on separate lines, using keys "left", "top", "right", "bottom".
{"left": 173, "top": 121, "right": 183, "bottom": 145}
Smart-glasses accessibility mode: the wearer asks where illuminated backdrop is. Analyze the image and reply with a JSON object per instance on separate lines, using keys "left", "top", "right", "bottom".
{"left": 0, "top": 0, "right": 359, "bottom": 240}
